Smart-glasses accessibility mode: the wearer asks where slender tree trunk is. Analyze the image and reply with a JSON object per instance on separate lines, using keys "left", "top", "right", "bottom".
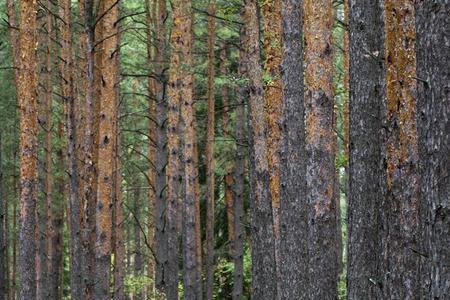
{"left": 416, "top": 3, "right": 450, "bottom": 298}
{"left": 52, "top": 120, "right": 66, "bottom": 300}
{"left": 151, "top": 0, "right": 169, "bottom": 292}
{"left": 232, "top": 38, "right": 246, "bottom": 300}
{"left": 383, "top": 1, "right": 420, "bottom": 298}
{"left": 112, "top": 27, "right": 125, "bottom": 300}
{"left": 0, "top": 132, "right": 5, "bottom": 300}
{"left": 205, "top": 3, "right": 216, "bottom": 299}
{"left": 279, "top": 0, "right": 308, "bottom": 298}
{"left": 346, "top": 1, "right": 385, "bottom": 299}
{"left": 304, "top": 0, "right": 337, "bottom": 298}
{"left": 243, "top": 0, "right": 277, "bottom": 298}
{"left": 60, "top": 1, "right": 83, "bottom": 298}
{"left": 219, "top": 44, "right": 235, "bottom": 249}
{"left": 145, "top": 0, "right": 156, "bottom": 290}
{"left": 79, "top": 0, "right": 97, "bottom": 297}
{"left": 43, "top": 3, "right": 54, "bottom": 298}
{"left": 95, "top": 0, "right": 119, "bottom": 297}
{"left": 11, "top": 151, "right": 18, "bottom": 300}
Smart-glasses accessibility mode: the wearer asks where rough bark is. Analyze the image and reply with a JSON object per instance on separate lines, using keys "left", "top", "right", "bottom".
{"left": 279, "top": 0, "right": 308, "bottom": 298}
{"left": 112, "top": 29, "right": 125, "bottom": 300}
{"left": 17, "top": 0, "right": 39, "bottom": 298}
{"left": 145, "top": 0, "right": 156, "bottom": 289}
{"left": 232, "top": 39, "right": 246, "bottom": 300}
{"left": 95, "top": 0, "right": 119, "bottom": 297}
{"left": 43, "top": 3, "right": 54, "bottom": 298}
{"left": 152, "top": 0, "right": 169, "bottom": 291}
{"left": 205, "top": 3, "right": 216, "bottom": 299}
{"left": 383, "top": 1, "right": 420, "bottom": 298}
{"left": 79, "top": 0, "right": 97, "bottom": 297}
{"left": 416, "top": 2, "right": 450, "bottom": 298}
{"left": 304, "top": 0, "right": 337, "bottom": 298}
{"left": 177, "top": 1, "right": 200, "bottom": 296}
{"left": 60, "top": 1, "right": 83, "bottom": 298}
{"left": 261, "top": 0, "right": 283, "bottom": 293}
{"left": 166, "top": 0, "right": 190, "bottom": 295}
{"left": 243, "top": 0, "right": 277, "bottom": 298}
{"left": 346, "top": 1, "right": 385, "bottom": 299}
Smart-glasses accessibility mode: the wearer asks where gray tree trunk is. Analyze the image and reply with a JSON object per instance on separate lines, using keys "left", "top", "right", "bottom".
{"left": 279, "top": 0, "right": 308, "bottom": 298}
{"left": 243, "top": 0, "right": 277, "bottom": 298}
{"left": 346, "top": 0, "right": 385, "bottom": 299}
{"left": 416, "top": 2, "right": 450, "bottom": 298}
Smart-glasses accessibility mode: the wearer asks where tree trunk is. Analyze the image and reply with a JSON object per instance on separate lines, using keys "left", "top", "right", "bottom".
{"left": 304, "top": 0, "right": 337, "bottom": 298}
{"left": 43, "top": 3, "right": 54, "bottom": 298}
{"left": 232, "top": 37, "right": 246, "bottom": 300}
{"left": 416, "top": 2, "right": 450, "bottom": 298}
{"left": 112, "top": 29, "right": 125, "bottom": 300}
{"left": 60, "top": 1, "right": 83, "bottom": 298}
{"left": 205, "top": 3, "right": 216, "bottom": 299}
{"left": 79, "top": 0, "right": 97, "bottom": 297}
{"left": 177, "top": 0, "right": 200, "bottom": 296}
{"left": 279, "top": 0, "right": 308, "bottom": 298}
{"left": 243, "top": 0, "right": 277, "bottom": 298}
{"left": 0, "top": 132, "right": 6, "bottom": 300}
{"left": 152, "top": 0, "right": 169, "bottom": 292}
{"left": 145, "top": 0, "right": 156, "bottom": 290}
{"left": 346, "top": 1, "right": 385, "bottom": 299}
{"left": 383, "top": 1, "right": 420, "bottom": 298}
{"left": 261, "top": 0, "right": 283, "bottom": 293}
{"left": 95, "top": 0, "right": 119, "bottom": 297}
{"left": 17, "top": 0, "right": 39, "bottom": 298}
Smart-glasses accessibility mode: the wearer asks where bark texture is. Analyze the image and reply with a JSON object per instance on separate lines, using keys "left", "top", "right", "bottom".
{"left": 232, "top": 45, "right": 245, "bottom": 298}
{"left": 243, "top": 0, "right": 277, "bottom": 298}
{"left": 304, "top": 0, "right": 337, "bottom": 298}
{"left": 346, "top": 0, "right": 385, "bottom": 299}
{"left": 261, "top": 0, "right": 283, "bottom": 293}
{"left": 17, "top": 0, "right": 39, "bottom": 298}
{"left": 279, "top": 0, "right": 308, "bottom": 298}
{"left": 178, "top": 1, "right": 201, "bottom": 296}
{"left": 95, "top": 0, "right": 119, "bottom": 297}
{"left": 416, "top": 2, "right": 450, "bottom": 298}
{"left": 153, "top": 0, "right": 169, "bottom": 291}
{"left": 205, "top": 3, "right": 216, "bottom": 299}
{"left": 60, "top": 1, "right": 83, "bottom": 298}
{"left": 383, "top": 1, "right": 420, "bottom": 298}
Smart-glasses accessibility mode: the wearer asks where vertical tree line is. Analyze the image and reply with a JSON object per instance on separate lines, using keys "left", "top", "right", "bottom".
{"left": 0, "top": 0, "right": 448, "bottom": 299}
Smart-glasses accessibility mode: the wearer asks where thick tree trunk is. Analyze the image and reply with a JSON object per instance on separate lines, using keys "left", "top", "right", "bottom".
{"left": 178, "top": 1, "right": 200, "bottom": 296}
{"left": 166, "top": 0, "right": 189, "bottom": 295}
{"left": 304, "top": 0, "right": 337, "bottom": 298}
{"left": 205, "top": 3, "right": 216, "bottom": 299}
{"left": 383, "top": 1, "right": 420, "bottom": 298}
{"left": 261, "top": 1, "right": 283, "bottom": 293}
{"left": 346, "top": 1, "right": 385, "bottom": 299}
{"left": 17, "top": 1, "right": 39, "bottom": 299}
{"left": 243, "top": 0, "right": 277, "bottom": 298}
{"left": 95, "top": 0, "right": 119, "bottom": 297}
{"left": 416, "top": 2, "right": 450, "bottom": 298}
{"left": 279, "top": 0, "right": 308, "bottom": 298}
